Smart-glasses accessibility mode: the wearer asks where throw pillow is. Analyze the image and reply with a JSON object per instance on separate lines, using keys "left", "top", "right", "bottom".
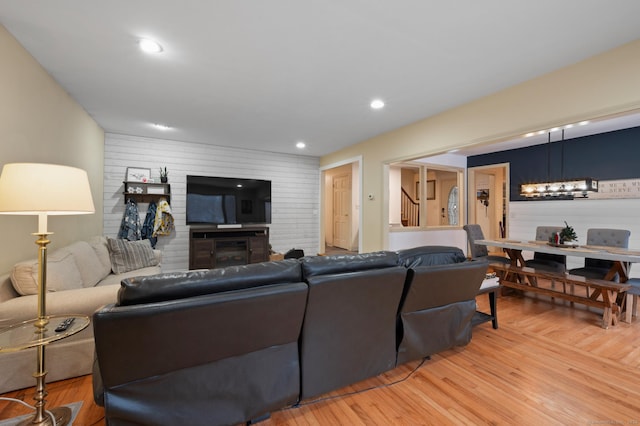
{"left": 11, "top": 249, "right": 84, "bottom": 296}
{"left": 88, "top": 236, "right": 114, "bottom": 277}
{"left": 66, "top": 241, "right": 111, "bottom": 287}
{"left": 107, "top": 238, "right": 158, "bottom": 275}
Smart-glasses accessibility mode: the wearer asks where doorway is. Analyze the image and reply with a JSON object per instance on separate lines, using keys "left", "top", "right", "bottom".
{"left": 332, "top": 172, "right": 351, "bottom": 250}
{"left": 468, "top": 164, "right": 509, "bottom": 241}
{"left": 321, "top": 159, "right": 361, "bottom": 254}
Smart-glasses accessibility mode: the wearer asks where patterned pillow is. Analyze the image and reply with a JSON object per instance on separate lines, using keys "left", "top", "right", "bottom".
{"left": 107, "top": 238, "right": 158, "bottom": 274}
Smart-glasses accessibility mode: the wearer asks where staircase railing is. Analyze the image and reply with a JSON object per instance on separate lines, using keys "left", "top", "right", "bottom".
{"left": 401, "top": 187, "right": 419, "bottom": 226}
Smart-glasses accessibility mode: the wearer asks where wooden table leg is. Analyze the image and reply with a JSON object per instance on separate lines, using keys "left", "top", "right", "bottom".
{"left": 599, "top": 289, "right": 620, "bottom": 328}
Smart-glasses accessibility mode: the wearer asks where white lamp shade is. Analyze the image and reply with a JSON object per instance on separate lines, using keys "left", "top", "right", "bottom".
{"left": 0, "top": 163, "right": 95, "bottom": 215}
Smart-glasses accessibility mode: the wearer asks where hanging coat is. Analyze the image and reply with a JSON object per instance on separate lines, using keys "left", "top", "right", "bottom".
{"left": 153, "top": 197, "right": 174, "bottom": 237}
{"left": 141, "top": 200, "right": 158, "bottom": 248}
{"left": 118, "top": 199, "right": 142, "bottom": 241}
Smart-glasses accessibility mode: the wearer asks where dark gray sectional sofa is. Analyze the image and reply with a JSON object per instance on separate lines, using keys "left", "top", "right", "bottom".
{"left": 92, "top": 246, "right": 487, "bottom": 426}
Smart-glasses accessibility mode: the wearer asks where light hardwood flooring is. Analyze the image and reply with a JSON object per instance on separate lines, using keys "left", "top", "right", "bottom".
{"left": 1, "top": 287, "right": 639, "bottom": 425}
{"left": 323, "top": 245, "right": 358, "bottom": 256}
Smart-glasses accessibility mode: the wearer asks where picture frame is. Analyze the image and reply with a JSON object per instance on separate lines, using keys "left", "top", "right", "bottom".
{"left": 126, "top": 167, "right": 151, "bottom": 183}
{"left": 146, "top": 184, "right": 166, "bottom": 195}
{"left": 426, "top": 180, "right": 436, "bottom": 200}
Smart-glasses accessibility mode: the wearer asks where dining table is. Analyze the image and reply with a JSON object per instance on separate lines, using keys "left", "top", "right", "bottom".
{"left": 475, "top": 238, "right": 640, "bottom": 282}
{"left": 473, "top": 238, "right": 640, "bottom": 328}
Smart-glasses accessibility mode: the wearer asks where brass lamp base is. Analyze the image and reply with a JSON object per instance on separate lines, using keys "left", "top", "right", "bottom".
{"left": 17, "top": 406, "right": 72, "bottom": 426}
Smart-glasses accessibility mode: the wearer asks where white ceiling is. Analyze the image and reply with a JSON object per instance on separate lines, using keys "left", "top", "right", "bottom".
{"left": 2, "top": 1, "right": 640, "bottom": 157}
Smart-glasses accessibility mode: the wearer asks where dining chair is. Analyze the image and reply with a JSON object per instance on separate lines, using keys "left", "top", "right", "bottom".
{"left": 463, "top": 224, "right": 510, "bottom": 264}
{"left": 524, "top": 226, "right": 566, "bottom": 273}
{"left": 569, "top": 228, "right": 631, "bottom": 280}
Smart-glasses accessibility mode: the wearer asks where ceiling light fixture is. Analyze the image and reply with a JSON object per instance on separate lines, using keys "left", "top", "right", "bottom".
{"left": 139, "top": 38, "right": 163, "bottom": 54}
{"left": 370, "top": 99, "right": 385, "bottom": 110}
{"left": 151, "top": 123, "right": 171, "bottom": 131}
{"left": 296, "top": 141, "right": 306, "bottom": 149}
{"left": 520, "top": 129, "right": 598, "bottom": 200}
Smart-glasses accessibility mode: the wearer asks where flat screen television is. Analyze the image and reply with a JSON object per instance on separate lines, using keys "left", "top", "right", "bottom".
{"left": 186, "top": 175, "right": 272, "bottom": 225}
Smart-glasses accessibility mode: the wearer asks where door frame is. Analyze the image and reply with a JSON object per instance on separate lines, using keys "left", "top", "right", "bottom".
{"left": 467, "top": 163, "right": 510, "bottom": 239}
{"left": 319, "top": 156, "right": 363, "bottom": 254}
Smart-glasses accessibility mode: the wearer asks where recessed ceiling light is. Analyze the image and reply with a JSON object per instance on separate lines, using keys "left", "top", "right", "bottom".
{"left": 151, "top": 123, "right": 171, "bottom": 130}
{"left": 549, "top": 127, "right": 560, "bottom": 132}
{"left": 579, "top": 120, "right": 590, "bottom": 126}
{"left": 524, "top": 132, "right": 535, "bottom": 137}
{"left": 370, "top": 99, "right": 385, "bottom": 110}
{"left": 139, "top": 38, "right": 163, "bottom": 54}
{"left": 448, "top": 149, "right": 460, "bottom": 153}
{"left": 296, "top": 141, "right": 306, "bottom": 149}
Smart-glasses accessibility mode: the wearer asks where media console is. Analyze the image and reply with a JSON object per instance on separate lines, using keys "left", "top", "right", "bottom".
{"left": 189, "top": 226, "right": 269, "bottom": 270}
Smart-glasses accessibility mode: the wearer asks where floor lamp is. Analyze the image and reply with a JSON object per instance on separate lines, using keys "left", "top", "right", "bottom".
{"left": 0, "top": 163, "right": 94, "bottom": 426}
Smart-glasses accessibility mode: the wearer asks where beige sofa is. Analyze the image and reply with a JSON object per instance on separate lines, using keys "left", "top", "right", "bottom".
{"left": 0, "top": 236, "right": 162, "bottom": 394}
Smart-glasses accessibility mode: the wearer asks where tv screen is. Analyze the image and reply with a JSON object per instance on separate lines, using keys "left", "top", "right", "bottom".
{"left": 186, "top": 175, "right": 271, "bottom": 225}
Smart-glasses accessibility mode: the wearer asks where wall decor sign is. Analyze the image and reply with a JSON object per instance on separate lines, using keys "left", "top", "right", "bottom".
{"left": 146, "top": 185, "right": 166, "bottom": 195}
{"left": 584, "top": 179, "right": 640, "bottom": 200}
{"left": 126, "top": 167, "right": 151, "bottom": 183}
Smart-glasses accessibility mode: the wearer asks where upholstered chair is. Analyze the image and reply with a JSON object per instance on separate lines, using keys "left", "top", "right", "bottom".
{"left": 623, "top": 278, "right": 640, "bottom": 323}
{"left": 463, "top": 224, "right": 510, "bottom": 264}
{"left": 524, "top": 226, "right": 566, "bottom": 273}
{"left": 569, "top": 228, "right": 631, "bottom": 280}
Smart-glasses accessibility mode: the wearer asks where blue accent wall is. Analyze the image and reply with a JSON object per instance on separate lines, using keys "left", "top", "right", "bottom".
{"left": 467, "top": 126, "right": 640, "bottom": 201}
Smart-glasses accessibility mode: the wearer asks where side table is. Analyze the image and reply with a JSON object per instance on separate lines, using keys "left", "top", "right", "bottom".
{"left": 0, "top": 315, "right": 90, "bottom": 425}
{"left": 472, "top": 276, "right": 500, "bottom": 329}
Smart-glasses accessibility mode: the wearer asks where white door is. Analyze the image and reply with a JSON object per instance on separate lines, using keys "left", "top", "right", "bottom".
{"left": 333, "top": 173, "right": 352, "bottom": 250}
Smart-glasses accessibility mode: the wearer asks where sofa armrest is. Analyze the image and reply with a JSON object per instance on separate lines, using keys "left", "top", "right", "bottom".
{"left": 0, "top": 273, "right": 18, "bottom": 304}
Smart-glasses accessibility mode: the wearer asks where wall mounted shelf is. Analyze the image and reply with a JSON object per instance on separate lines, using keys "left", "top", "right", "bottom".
{"left": 123, "top": 181, "right": 170, "bottom": 204}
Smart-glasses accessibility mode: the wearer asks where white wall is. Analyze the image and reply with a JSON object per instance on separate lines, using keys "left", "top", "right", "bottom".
{"left": 350, "top": 161, "right": 360, "bottom": 251}
{"left": 0, "top": 25, "right": 104, "bottom": 273}
{"left": 508, "top": 198, "right": 640, "bottom": 277}
{"left": 389, "top": 166, "right": 402, "bottom": 224}
{"left": 104, "top": 133, "right": 320, "bottom": 272}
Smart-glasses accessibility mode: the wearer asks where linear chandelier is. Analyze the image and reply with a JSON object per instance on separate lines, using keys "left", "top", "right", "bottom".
{"left": 520, "top": 177, "right": 598, "bottom": 199}
{"left": 520, "top": 128, "right": 598, "bottom": 200}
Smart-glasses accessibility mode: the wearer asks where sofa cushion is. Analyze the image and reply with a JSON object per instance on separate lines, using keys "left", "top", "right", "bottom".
{"left": 396, "top": 246, "right": 466, "bottom": 268}
{"left": 107, "top": 238, "right": 158, "bottom": 275}
{"left": 301, "top": 251, "right": 398, "bottom": 279}
{"left": 65, "top": 241, "right": 111, "bottom": 287}
{"left": 117, "top": 259, "right": 302, "bottom": 306}
{"left": 88, "top": 236, "right": 113, "bottom": 278}
{"left": 11, "top": 249, "right": 84, "bottom": 296}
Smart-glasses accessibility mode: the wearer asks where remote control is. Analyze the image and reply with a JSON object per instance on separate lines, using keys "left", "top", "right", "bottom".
{"left": 55, "top": 318, "right": 75, "bottom": 332}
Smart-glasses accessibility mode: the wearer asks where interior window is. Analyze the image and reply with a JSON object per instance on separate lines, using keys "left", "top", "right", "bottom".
{"left": 389, "top": 163, "right": 462, "bottom": 228}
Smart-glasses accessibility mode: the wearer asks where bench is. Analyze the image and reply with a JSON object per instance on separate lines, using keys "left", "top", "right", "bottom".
{"left": 489, "top": 263, "right": 630, "bottom": 329}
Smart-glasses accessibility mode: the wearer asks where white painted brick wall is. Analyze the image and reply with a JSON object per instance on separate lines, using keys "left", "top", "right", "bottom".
{"left": 104, "top": 133, "right": 320, "bottom": 272}
{"left": 508, "top": 198, "right": 640, "bottom": 276}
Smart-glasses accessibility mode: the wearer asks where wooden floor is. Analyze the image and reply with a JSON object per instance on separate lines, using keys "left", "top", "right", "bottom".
{"left": 1, "top": 288, "right": 639, "bottom": 425}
